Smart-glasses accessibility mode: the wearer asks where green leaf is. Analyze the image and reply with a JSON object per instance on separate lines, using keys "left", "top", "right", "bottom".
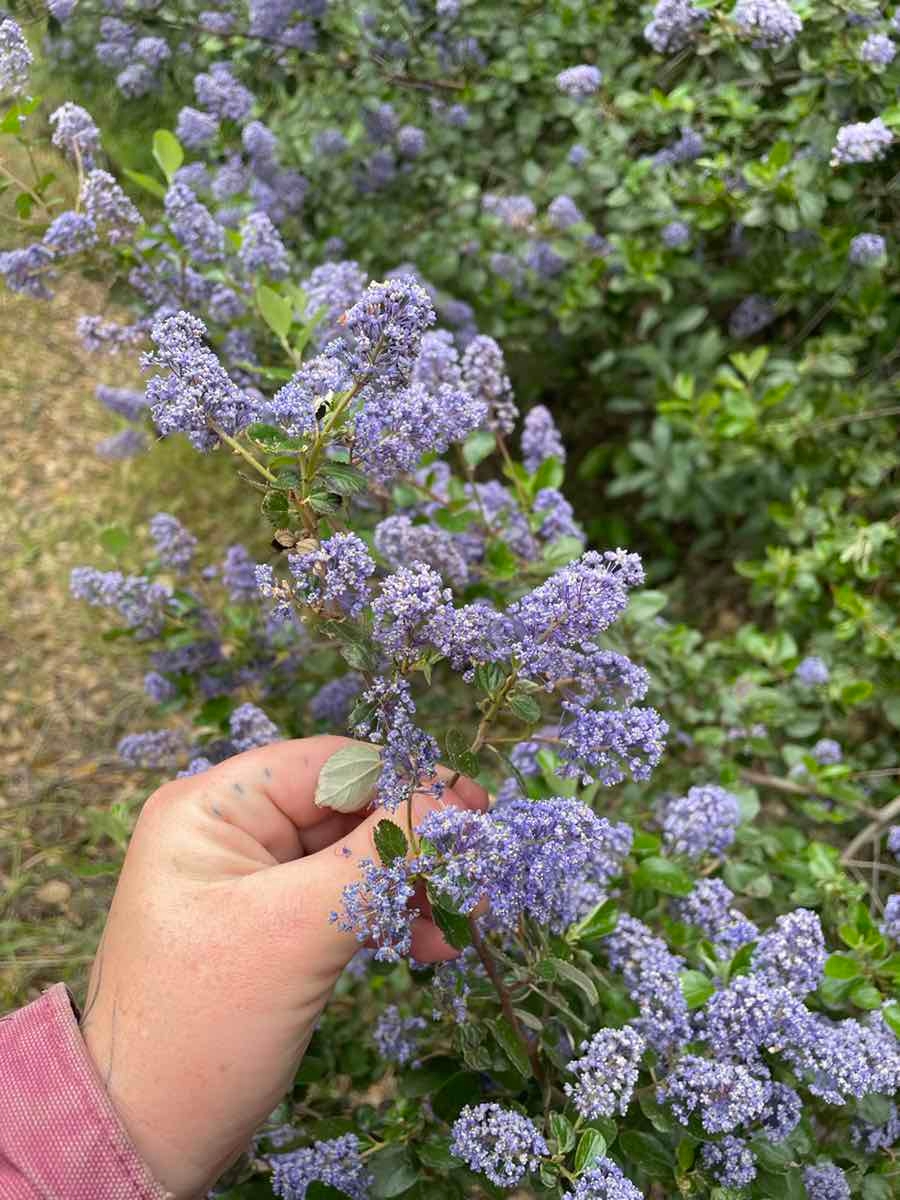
{"left": 485, "top": 539, "right": 518, "bottom": 579}
{"left": 261, "top": 490, "right": 290, "bottom": 522}
{"left": 632, "top": 855, "right": 694, "bottom": 897}
{"left": 246, "top": 422, "right": 304, "bottom": 452}
{"left": 443, "top": 728, "right": 479, "bottom": 778}
{"left": 373, "top": 820, "right": 408, "bottom": 866}
{"left": 617, "top": 1130, "right": 672, "bottom": 1178}
{"left": 880, "top": 1002, "right": 900, "bottom": 1038}
{"left": 431, "top": 1071, "right": 482, "bottom": 1122}
{"left": 307, "top": 1185, "right": 357, "bottom": 1200}
{"left": 850, "top": 982, "right": 883, "bottom": 1010}
{"left": 574, "top": 1129, "right": 607, "bottom": 1175}
{"left": 319, "top": 462, "right": 369, "bottom": 496}
{"left": 314, "top": 742, "right": 381, "bottom": 813}
{"left": 431, "top": 903, "right": 472, "bottom": 951}
{"left": 568, "top": 898, "right": 619, "bottom": 943}
{"left": 152, "top": 129, "right": 184, "bottom": 182}
{"left": 295, "top": 1056, "right": 326, "bottom": 1083}
{"left": 679, "top": 969, "right": 715, "bottom": 1009}
{"left": 488, "top": 1015, "right": 531, "bottom": 1077}
{"left": 99, "top": 524, "right": 130, "bottom": 557}
{"left": 257, "top": 284, "right": 293, "bottom": 340}
{"left": 531, "top": 455, "right": 564, "bottom": 490}
{"left": 857, "top": 1093, "right": 894, "bottom": 1126}
{"left": 841, "top": 680, "right": 874, "bottom": 707}
{"left": 370, "top": 1146, "right": 418, "bottom": 1199}
{"left": 461, "top": 429, "right": 496, "bottom": 467}
{"left": 536, "top": 956, "right": 600, "bottom": 1005}
{"left": 824, "top": 953, "right": 861, "bottom": 981}
{"left": 123, "top": 167, "right": 167, "bottom": 199}
{"left": 507, "top": 690, "right": 541, "bottom": 724}
{"left": 550, "top": 1113, "right": 576, "bottom": 1155}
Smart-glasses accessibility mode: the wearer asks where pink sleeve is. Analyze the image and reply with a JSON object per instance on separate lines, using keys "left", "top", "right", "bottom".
{"left": 0, "top": 983, "right": 171, "bottom": 1200}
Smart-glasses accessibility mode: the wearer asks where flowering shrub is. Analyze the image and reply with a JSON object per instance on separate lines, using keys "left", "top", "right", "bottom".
{"left": 3, "top": 6, "right": 900, "bottom": 1199}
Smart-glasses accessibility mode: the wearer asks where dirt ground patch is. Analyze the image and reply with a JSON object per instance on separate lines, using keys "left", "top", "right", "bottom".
{"left": 0, "top": 280, "right": 248, "bottom": 1008}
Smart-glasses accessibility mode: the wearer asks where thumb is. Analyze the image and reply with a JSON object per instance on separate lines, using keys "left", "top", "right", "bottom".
{"left": 266, "top": 774, "right": 489, "bottom": 970}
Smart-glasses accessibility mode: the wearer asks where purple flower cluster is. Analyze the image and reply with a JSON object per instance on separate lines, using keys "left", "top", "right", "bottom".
{"left": 117, "top": 729, "right": 184, "bottom": 767}
{"left": 659, "top": 1055, "right": 767, "bottom": 1133}
{"left": 194, "top": 62, "right": 254, "bottom": 123}
{"left": 644, "top": 0, "right": 709, "bottom": 53}
{"left": 521, "top": 404, "right": 565, "bottom": 471}
{"left": 164, "top": 183, "right": 225, "bottom": 264}
{"left": 670, "top": 878, "right": 758, "bottom": 954}
{"left": 239, "top": 211, "right": 290, "bottom": 278}
{"left": 760, "top": 1081, "right": 802, "bottom": 1142}
{"left": 662, "top": 785, "right": 741, "bottom": 859}
{"left": 95, "top": 429, "right": 147, "bottom": 459}
{"left": 222, "top": 544, "right": 258, "bottom": 603}
{"left": 354, "top": 380, "right": 487, "bottom": 484}
{"left": 149, "top": 512, "right": 197, "bottom": 572}
{"left": 700, "top": 973, "right": 805, "bottom": 1060}
{"left": 812, "top": 737, "right": 842, "bottom": 765}
{"left": 859, "top": 33, "right": 896, "bottom": 66}
{"left": 270, "top": 1134, "right": 372, "bottom": 1200}
{"left": 289, "top": 533, "right": 375, "bottom": 618}
{"left": 143, "top": 311, "right": 255, "bottom": 451}
{"left": 752, "top": 908, "right": 826, "bottom": 995}
{"left": 81, "top": 170, "right": 141, "bottom": 244}
{"left": 564, "top": 1026, "right": 645, "bottom": 1118}
{"left": 49, "top": 102, "right": 101, "bottom": 168}
{"left": 700, "top": 1136, "right": 756, "bottom": 1188}
{"left": 375, "top": 516, "right": 469, "bottom": 588}
{"left": 662, "top": 220, "right": 690, "bottom": 248}
{"left": 70, "top": 567, "right": 170, "bottom": 637}
{"left": 309, "top": 673, "right": 363, "bottom": 725}
{"left": 373, "top": 1004, "right": 426, "bottom": 1066}
{"left": 831, "top": 118, "right": 893, "bottom": 166}
{"left": 353, "top": 678, "right": 442, "bottom": 812}
{"left": 604, "top": 915, "right": 691, "bottom": 1054}
{"left": 732, "top": 0, "right": 802, "bottom": 48}
{"left": 849, "top": 233, "right": 886, "bottom": 265}
{"left": 270, "top": 355, "right": 346, "bottom": 439}
{"left": 0, "top": 244, "right": 55, "bottom": 300}
{"left": 0, "top": 18, "right": 33, "bottom": 94}
{"left": 729, "top": 294, "right": 776, "bottom": 339}
{"left": 341, "top": 275, "right": 435, "bottom": 384}
{"left": 564, "top": 1160, "right": 642, "bottom": 1200}
{"left": 795, "top": 655, "right": 829, "bottom": 685}
{"left": 803, "top": 1163, "right": 850, "bottom": 1200}
{"left": 559, "top": 702, "right": 667, "bottom": 788}
{"left": 333, "top": 853, "right": 420, "bottom": 961}
{"left": 555, "top": 65, "right": 602, "bottom": 98}
{"left": 449, "top": 1104, "right": 547, "bottom": 1187}
{"left": 176, "top": 106, "right": 220, "bottom": 150}
{"left": 144, "top": 671, "right": 176, "bottom": 704}
{"left": 461, "top": 335, "right": 518, "bottom": 434}
{"left": 42, "top": 212, "right": 97, "bottom": 258}
{"left": 229, "top": 702, "right": 280, "bottom": 752}
{"left": 883, "top": 893, "right": 900, "bottom": 941}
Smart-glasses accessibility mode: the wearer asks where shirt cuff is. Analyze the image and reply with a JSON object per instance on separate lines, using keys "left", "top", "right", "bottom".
{"left": 0, "top": 983, "right": 172, "bottom": 1200}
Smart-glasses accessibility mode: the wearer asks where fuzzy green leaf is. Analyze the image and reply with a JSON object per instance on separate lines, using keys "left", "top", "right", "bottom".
{"left": 314, "top": 742, "right": 381, "bottom": 813}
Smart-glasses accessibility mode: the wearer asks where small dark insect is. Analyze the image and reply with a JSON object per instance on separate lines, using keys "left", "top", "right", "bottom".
{"left": 316, "top": 403, "right": 328, "bottom": 420}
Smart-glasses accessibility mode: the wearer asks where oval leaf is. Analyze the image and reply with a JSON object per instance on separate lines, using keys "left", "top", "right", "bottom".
{"left": 152, "top": 129, "right": 184, "bottom": 182}
{"left": 574, "top": 1129, "right": 607, "bottom": 1175}
{"left": 314, "top": 742, "right": 382, "bottom": 813}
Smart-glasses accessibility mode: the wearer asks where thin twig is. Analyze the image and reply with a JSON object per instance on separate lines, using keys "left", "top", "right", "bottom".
{"left": 841, "top": 793, "right": 900, "bottom": 863}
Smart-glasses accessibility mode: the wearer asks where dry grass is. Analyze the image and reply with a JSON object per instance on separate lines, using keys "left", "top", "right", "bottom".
{"left": 0, "top": 277, "right": 250, "bottom": 1009}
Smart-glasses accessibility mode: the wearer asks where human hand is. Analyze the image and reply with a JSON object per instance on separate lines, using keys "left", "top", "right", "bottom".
{"left": 79, "top": 736, "right": 487, "bottom": 1199}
